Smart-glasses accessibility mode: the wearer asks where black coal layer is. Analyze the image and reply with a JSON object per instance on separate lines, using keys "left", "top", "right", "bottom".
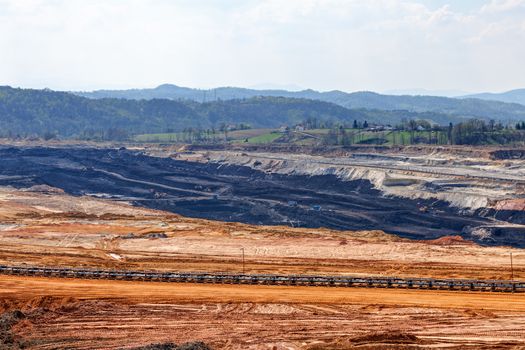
{"left": 0, "top": 147, "right": 522, "bottom": 247}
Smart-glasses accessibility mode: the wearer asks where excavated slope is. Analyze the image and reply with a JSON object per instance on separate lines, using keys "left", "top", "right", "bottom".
{"left": 0, "top": 147, "right": 523, "bottom": 245}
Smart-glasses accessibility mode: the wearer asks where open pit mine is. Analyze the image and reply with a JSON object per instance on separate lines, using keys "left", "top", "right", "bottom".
{"left": 1, "top": 145, "right": 524, "bottom": 246}
{"left": 1, "top": 144, "right": 525, "bottom": 349}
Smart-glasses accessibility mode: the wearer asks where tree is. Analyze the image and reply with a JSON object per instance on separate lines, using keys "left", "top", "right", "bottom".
{"left": 342, "top": 133, "right": 352, "bottom": 146}
{"left": 488, "top": 119, "right": 495, "bottom": 131}
{"left": 353, "top": 120, "right": 358, "bottom": 129}
{"left": 363, "top": 120, "right": 369, "bottom": 129}
{"left": 323, "top": 127, "right": 339, "bottom": 145}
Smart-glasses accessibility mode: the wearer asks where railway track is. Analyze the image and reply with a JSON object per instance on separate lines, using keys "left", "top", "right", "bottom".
{"left": 1, "top": 265, "right": 524, "bottom": 293}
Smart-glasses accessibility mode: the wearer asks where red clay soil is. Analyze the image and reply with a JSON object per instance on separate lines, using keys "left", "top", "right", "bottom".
{"left": 495, "top": 199, "right": 525, "bottom": 211}
{"left": 423, "top": 235, "right": 474, "bottom": 246}
{"left": 2, "top": 276, "right": 525, "bottom": 349}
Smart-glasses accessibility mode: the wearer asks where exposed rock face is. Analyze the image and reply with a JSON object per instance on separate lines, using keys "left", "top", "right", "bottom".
{"left": 496, "top": 199, "right": 525, "bottom": 211}
{"left": 200, "top": 150, "right": 524, "bottom": 212}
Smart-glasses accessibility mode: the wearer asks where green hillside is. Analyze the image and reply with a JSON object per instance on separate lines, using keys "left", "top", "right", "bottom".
{"left": 0, "top": 86, "right": 469, "bottom": 139}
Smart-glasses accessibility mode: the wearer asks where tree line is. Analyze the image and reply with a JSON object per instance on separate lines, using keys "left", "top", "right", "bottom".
{"left": 320, "top": 119, "right": 525, "bottom": 146}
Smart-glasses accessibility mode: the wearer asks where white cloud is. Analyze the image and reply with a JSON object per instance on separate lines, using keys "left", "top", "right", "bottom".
{"left": 0, "top": 0, "right": 523, "bottom": 92}
{"left": 481, "top": 0, "right": 525, "bottom": 13}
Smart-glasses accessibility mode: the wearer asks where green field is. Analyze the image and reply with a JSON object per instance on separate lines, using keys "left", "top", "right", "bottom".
{"left": 245, "top": 132, "right": 282, "bottom": 144}
{"left": 133, "top": 129, "right": 442, "bottom": 145}
{"left": 228, "top": 128, "right": 275, "bottom": 139}
{"left": 134, "top": 133, "right": 183, "bottom": 142}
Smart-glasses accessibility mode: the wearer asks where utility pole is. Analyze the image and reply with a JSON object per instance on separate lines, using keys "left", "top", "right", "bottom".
{"left": 241, "top": 247, "right": 245, "bottom": 275}
{"left": 511, "top": 252, "right": 514, "bottom": 281}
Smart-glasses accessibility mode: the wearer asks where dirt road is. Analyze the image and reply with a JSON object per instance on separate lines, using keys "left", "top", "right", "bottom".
{"left": 2, "top": 275, "right": 525, "bottom": 349}
{"left": 3, "top": 275, "right": 525, "bottom": 310}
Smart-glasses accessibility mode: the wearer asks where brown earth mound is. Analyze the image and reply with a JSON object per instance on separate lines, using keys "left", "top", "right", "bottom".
{"left": 424, "top": 235, "right": 474, "bottom": 245}
{"left": 0, "top": 296, "right": 110, "bottom": 314}
{"left": 125, "top": 341, "right": 211, "bottom": 350}
{"left": 351, "top": 331, "right": 420, "bottom": 344}
{"left": 0, "top": 310, "right": 26, "bottom": 350}
{"left": 22, "top": 296, "right": 77, "bottom": 311}
{"left": 306, "top": 332, "right": 422, "bottom": 350}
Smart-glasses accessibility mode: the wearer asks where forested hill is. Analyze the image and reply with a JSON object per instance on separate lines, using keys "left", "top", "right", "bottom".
{"left": 75, "top": 84, "right": 525, "bottom": 122}
{"left": 460, "top": 89, "right": 525, "bottom": 106}
{"left": 0, "top": 86, "right": 463, "bottom": 138}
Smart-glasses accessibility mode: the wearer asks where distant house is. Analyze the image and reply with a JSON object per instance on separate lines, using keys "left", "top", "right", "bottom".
{"left": 279, "top": 126, "right": 289, "bottom": 133}
{"left": 295, "top": 125, "right": 305, "bottom": 132}
{"left": 416, "top": 125, "right": 426, "bottom": 131}
{"left": 367, "top": 124, "right": 395, "bottom": 132}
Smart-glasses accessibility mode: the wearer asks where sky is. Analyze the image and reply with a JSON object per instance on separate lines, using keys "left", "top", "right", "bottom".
{"left": 0, "top": 0, "right": 524, "bottom": 94}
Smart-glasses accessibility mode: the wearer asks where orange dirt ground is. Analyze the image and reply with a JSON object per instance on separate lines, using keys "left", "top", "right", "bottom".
{"left": 2, "top": 276, "right": 525, "bottom": 349}
{"left": 1, "top": 186, "right": 525, "bottom": 349}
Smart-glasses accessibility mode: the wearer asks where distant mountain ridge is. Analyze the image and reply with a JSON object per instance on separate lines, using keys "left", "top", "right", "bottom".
{"left": 460, "top": 89, "right": 525, "bottom": 105}
{"left": 0, "top": 86, "right": 462, "bottom": 138}
{"left": 383, "top": 88, "right": 468, "bottom": 97}
{"left": 75, "top": 84, "right": 525, "bottom": 122}
{"left": 2, "top": 85, "right": 525, "bottom": 139}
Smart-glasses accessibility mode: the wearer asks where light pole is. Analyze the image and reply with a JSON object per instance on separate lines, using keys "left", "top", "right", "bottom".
{"left": 241, "top": 247, "right": 245, "bottom": 275}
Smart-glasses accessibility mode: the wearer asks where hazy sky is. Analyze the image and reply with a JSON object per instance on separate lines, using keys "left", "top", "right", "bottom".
{"left": 0, "top": 0, "right": 524, "bottom": 93}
